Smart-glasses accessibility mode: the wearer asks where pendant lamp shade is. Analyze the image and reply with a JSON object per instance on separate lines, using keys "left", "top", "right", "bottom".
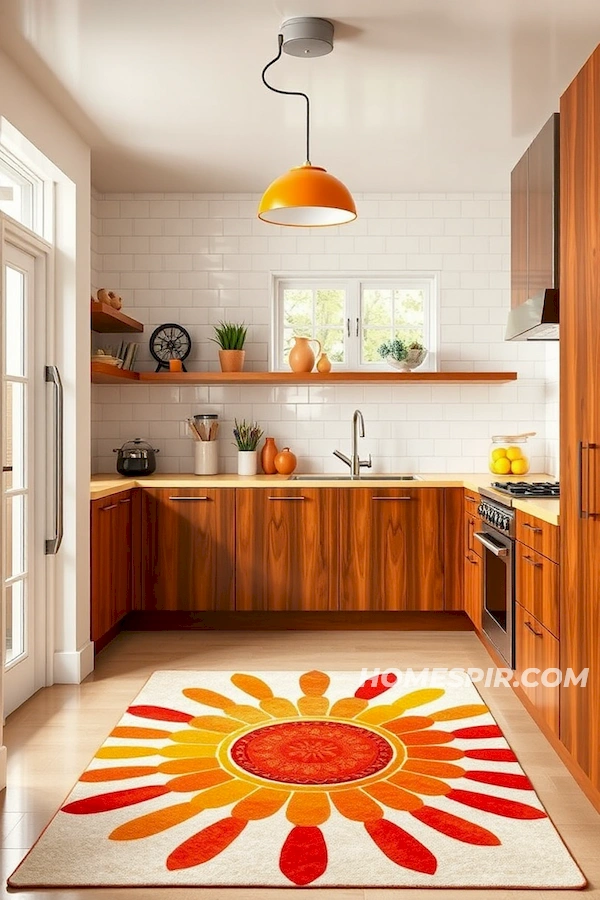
{"left": 258, "top": 164, "right": 357, "bottom": 226}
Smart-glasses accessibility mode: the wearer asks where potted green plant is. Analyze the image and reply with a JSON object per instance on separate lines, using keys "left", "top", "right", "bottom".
{"left": 211, "top": 321, "right": 248, "bottom": 372}
{"left": 378, "top": 338, "right": 427, "bottom": 371}
{"left": 233, "top": 418, "right": 264, "bottom": 475}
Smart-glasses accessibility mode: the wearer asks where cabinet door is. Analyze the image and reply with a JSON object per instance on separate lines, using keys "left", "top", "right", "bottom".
{"left": 516, "top": 542, "right": 559, "bottom": 638}
{"left": 141, "top": 488, "right": 235, "bottom": 611}
{"left": 464, "top": 551, "right": 482, "bottom": 630}
{"left": 560, "top": 47, "right": 600, "bottom": 787}
{"left": 339, "top": 488, "right": 444, "bottom": 611}
{"left": 235, "top": 488, "right": 338, "bottom": 611}
{"left": 91, "top": 490, "right": 131, "bottom": 642}
{"left": 515, "top": 603, "right": 559, "bottom": 735}
{"left": 511, "top": 151, "right": 528, "bottom": 308}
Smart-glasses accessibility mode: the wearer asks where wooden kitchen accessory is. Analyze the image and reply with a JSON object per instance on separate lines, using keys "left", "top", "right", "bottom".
{"left": 261, "top": 437, "right": 279, "bottom": 474}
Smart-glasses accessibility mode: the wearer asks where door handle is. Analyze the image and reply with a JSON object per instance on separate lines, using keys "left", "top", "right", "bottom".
{"left": 268, "top": 496, "right": 306, "bottom": 501}
{"left": 169, "top": 496, "right": 210, "bottom": 501}
{"left": 45, "top": 365, "right": 63, "bottom": 555}
{"left": 524, "top": 620, "right": 543, "bottom": 637}
{"left": 522, "top": 522, "right": 542, "bottom": 533}
{"left": 119, "top": 498, "right": 131, "bottom": 504}
{"left": 474, "top": 532, "right": 509, "bottom": 557}
{"left": 100, "top": 504, "right": 118, "bottom": 512}
{"left": 372, "top": 496, "right": 412, "bottom": 501}
{"left": 523, "top": 555, "right": 542, "bottom": 568}
{"left": 578, "top": 441, "right": 599, "bottom": 519}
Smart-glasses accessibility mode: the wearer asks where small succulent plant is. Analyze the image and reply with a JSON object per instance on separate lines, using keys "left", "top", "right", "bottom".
{"left": 378, "top": 338, "right": 408, "bottom": 362}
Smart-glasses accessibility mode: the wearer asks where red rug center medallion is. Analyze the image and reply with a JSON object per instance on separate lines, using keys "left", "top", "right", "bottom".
{"left": 230, "top": 720, "right": 394, "bottom": 785}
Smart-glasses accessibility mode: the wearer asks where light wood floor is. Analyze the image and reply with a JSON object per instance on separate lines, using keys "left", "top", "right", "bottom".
{"left": 2, "top": 629, "right": 599, "bottom": 899}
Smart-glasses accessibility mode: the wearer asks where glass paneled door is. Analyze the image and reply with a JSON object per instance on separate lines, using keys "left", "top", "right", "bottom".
{"left": 1, "top": 218, "right": 50, "bottom": 715}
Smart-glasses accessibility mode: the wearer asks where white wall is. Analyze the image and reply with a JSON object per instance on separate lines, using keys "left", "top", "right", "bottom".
{"left": 91, "top": 190, "right": 550, "bottom": 476}
{"left": 0, "top": 49, "right": 92, "bottom": 696}
{"left": 544, "top": 343, "right": 560, "bottom": 477}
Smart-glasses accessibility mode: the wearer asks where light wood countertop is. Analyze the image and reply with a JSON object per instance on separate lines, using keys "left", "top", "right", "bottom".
{"left": 91, "top": 473, "right": 560, "bottom": 525}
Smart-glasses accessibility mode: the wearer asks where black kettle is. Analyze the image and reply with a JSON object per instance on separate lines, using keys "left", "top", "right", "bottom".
{"left": 113, "top": 439, "right": 159, "bottom": 476}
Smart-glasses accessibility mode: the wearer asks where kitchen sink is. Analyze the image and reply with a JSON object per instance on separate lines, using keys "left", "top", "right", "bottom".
{"left": 289, "top": 474, "right": 421, "bottom": 481}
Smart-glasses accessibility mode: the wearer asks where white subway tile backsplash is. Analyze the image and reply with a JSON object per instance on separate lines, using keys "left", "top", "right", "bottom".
{"left": 91, "top": 190, "right": 557, "bottom": 475}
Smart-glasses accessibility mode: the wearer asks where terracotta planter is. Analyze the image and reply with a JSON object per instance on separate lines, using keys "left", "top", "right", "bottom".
{"left": 219, "top": 349, "right": 245, "bottom": 372}
{"left": 261, "top": 437, "right": 279, "bottom": 474}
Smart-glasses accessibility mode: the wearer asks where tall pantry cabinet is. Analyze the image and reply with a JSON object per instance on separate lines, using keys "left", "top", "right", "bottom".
{"left": 560, "top": 45, "right": 600, "bottom": 795}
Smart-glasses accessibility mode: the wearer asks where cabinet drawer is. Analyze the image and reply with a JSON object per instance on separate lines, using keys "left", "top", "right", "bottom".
{"left": 464, "top": 550, "right": 482, "bottom": 630}
{"left": 516, "top": 542, "right": 559, "bottom": 638}
{"left": 515, "top": 510, "right": 559, "bottom": 562}
{"left": 515, "top": 602, "right": 559, "bottom": 735}
{"left": 464, "top": 490, "right": 481, "bottom": 515}
{"left": 464, "top": 510, "right": 483, "bottom": 559}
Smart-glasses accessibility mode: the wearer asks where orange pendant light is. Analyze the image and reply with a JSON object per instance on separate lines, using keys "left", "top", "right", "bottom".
{"left": 258, "top": 19, "right": 357, "bottom": 228}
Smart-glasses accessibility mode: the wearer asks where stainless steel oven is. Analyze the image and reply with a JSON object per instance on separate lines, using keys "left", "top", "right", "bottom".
{"left": 476, "top": 491, "right": 515, "bottom": 668}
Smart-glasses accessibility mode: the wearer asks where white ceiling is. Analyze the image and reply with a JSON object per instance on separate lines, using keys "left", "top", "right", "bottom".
{"left": 1, "top": 0, "right": 600, "bottom": 193}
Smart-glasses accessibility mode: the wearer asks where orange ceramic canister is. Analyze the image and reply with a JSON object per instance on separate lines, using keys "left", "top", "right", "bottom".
{"left": 261, "top": 437, "right": 279, "bottom": 474}
{"left": 274, "top": 447, "right": 297, "bottom": 475}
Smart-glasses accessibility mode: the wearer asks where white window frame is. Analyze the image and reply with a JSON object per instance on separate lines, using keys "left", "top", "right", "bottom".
{"left": 0, "top": 146, "right": 46, "bottom": 238}
{"left": 271, "top": 273, "right": 439, "bottom": 371}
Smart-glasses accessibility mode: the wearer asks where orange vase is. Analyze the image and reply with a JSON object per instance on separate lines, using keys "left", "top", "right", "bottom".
{"left": 288, "top": 336, "right": 322, "bottom": 373}
{"left": 274, "top": 447, "right": 297, "bottom": 475}
{"left": 260, "top": 437, "right": 279, "bottom": 474}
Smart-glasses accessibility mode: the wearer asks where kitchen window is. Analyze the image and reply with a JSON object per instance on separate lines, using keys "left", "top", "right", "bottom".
{"left": 0, "top": 148, "right": 44, "bottom": 236}
{"left": 271, "top": 275, "right": 439, "bottom": 370}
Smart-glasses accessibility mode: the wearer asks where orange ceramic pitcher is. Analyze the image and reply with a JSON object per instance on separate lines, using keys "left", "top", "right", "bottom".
{"left": 288, "top": 336, "right": 321, "bottom": 373}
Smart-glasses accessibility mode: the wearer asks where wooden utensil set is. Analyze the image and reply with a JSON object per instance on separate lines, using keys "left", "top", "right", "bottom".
{"left": 187, "top": 418, "right": 219, "bottom": 441}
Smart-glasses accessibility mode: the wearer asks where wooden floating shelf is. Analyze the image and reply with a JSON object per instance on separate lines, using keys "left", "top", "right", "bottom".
{"left": 91, "top": 301, "right": 144, "bottom": 334}
{"left": 92, "top": 363, "right": 518, "bottom": 386}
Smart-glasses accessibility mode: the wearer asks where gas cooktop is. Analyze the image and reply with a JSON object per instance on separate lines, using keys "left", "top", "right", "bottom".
{"left": 490, "top": 481, "right": 560, "bottom": 498}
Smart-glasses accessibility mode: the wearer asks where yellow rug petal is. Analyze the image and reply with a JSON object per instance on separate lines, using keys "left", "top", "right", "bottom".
{"left": 430, "top": 704, "right": 489, "bottom": 721}
{"left": 168, "top": 729, "right": 224, "bottom": 745}
{"left": 299, "top": 670, "right": 330, "bottom": 697}
{"left": 188, "top": 715, "right": 240, "bottom": 734}
{"left": 230, "top": 674, "right": 274, "bottom": 700}
{"left": 191, "top": 779, "right": 254, "bottom": 810}
{"left": 297, "top": 696, "right": 329, "bottom": 717}
{"left": 228, "top": 704, "right": 271, "bottom": 724}
{"left": 183, "top": 688, "right": 235, "bottom": 710}
{"left": 110, "top": 726, "right": 171, "bottom": 740}
{"left": 233, "top": 788, "right": 290, "bottom": 821}
{"left": 96, "top": 746, "right": 157, "bottom": 759}
{"left": 365, "top": 780, "right": 424, "bottom": 811}
{"left": 395, "top": 688, "right": 446, "bottom": 709}
{"left": 390, "top": 770, "right": 452, "bottom": 796}
{"left": 329, "top": 698, "right": 368, "bottom": 718}
{"left": 110, "top": 801, "right": 199, "bottom": 841}
{"left": 260, "top": 697, "right": 298, "bottom": 718}
{"left": 330, "top": 789, "right": 383, "bottom": 822}
{"left": 159, "top": 745, "right": 217, "bottom": 759}
{"left": 286, "top": 791, "right": 330, "bottom": 826}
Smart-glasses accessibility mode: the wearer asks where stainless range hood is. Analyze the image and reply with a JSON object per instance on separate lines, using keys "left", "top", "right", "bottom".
{"left": 505, "top": 288, "right": 559, "bottom": 341}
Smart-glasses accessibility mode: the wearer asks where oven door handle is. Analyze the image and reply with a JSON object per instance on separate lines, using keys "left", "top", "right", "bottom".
{"left": 474, "top": 532, "right": 509, "bottom": 557}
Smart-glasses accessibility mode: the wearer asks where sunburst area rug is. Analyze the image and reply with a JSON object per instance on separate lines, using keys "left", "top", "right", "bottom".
{"left": 9, "top": 669, "right": 585, "bottom": 889}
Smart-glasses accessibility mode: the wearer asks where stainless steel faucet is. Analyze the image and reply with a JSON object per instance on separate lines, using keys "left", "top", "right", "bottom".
{"left": 333, "top": 409, "right": 372, "bottom": 478}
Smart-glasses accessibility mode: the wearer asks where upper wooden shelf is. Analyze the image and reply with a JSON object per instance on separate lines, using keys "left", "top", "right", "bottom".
{"left": 91, "top": 362, "right": 518, "bottom": 386}
{"left": 91, "top": 301, "right": 144, "bottom": 334}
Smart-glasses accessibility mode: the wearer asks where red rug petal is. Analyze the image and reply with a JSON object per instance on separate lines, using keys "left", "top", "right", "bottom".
{"left": 365, "top": 818, "right": 437, "bottom": 874}
{"left": 279, "top": 826, "right": 328, "bottom": 885}
{"left": 355, "top": 672, "right": 398, "bottom": 699}
{"left": 167, "top": 817, "right": 246, "bottom": 870}
{"left": 62, "top": 785, "right": 169, "bottom": 814}
{"left": 127, "top": 704, "right": 193, "bottom": 723}
{"left": 447, "top": 789, "right": 546, "bottom": 819}
{"left": 412, "top": 806, "right": 501, "bottom": 845}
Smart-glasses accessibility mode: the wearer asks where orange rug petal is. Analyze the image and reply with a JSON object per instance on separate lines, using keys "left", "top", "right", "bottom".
{"left": 286, "top": 790, "right": 330, "bottom": 826}
{"left": 330, "top": 789, "right": 383, "bottom": 822}
{"left": 232, "top": 788, "right": 289, "bottom": 821}
{"left": 167, "top": 817, "right": 247, "bottom": 870}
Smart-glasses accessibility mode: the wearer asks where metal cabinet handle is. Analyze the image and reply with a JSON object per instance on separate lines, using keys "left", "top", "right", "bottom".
{"left": 578, "top": 441, "right": 599, "bottom": 519}
{"left": 372, "top": 496, "right": 412, "bottom": 501}
{"left": 45, "top": 365, "right": 63, "bottom": 555}
{"left": 169, "top": 496, "right": 210, "bottom": 501}
{"left": 465, "top": 495, "right": 478, "bottom": 504}
{"left": 523, "top": 554, "right": 542, "bottom": 568}
{"left": 522, "top": 523, "right": 542, "bottom": 533}
{"left": 474, "top": 532, "right": 509, "bottom": 557}
{"left": 346, "top": 318, "right": 351, "bottom": 337}
{"left": 524, "top": 620, "right": 543, "bottom": 637}
{"left": 355, "top": 317, "right": 360, "bottom": 337}
{"left": 119, "top": 498, "right": 131, "bottom": 504}
{"left": 466, "top": 554, "right": 478, "bottom": 565}
{"left": 100, "top": 503, "right": 118, "bottom": 512}
{"left": 268, "top": 496, "right": 305, "bottom": 501}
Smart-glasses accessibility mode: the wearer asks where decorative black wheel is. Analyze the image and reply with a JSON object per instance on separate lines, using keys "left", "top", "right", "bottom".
{"left": 149, "top": 323, "right": 192, "bottom": 372}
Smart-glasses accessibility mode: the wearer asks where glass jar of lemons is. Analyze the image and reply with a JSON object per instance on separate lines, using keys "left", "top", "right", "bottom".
{"left": 488, "top": 433, "right": 535, "bottom": 476}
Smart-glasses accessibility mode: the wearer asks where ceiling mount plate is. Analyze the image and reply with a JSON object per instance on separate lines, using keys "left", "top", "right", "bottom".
{"left": 280, "top": 17, "right": 334, "bottom": 58}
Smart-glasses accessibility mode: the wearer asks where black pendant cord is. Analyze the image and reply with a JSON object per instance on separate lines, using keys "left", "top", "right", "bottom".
{"left": 261, "top": 33, "right": 311, "bottom": 165}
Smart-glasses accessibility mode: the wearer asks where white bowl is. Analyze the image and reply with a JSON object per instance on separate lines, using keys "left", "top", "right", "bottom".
{"left": 386, "top": 349, "right": 428, "bottom": 372}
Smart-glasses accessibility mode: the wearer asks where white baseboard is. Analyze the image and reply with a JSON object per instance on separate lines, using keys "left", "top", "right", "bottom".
{"left": 0, "top": 744, "right": 7, "bottom": 791}
{"left": 53, "top": 641, "right": 94, "bottom": 684}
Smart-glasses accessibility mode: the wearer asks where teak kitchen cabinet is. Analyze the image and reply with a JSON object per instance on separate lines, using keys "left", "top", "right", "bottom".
{"left": 515, "top": 602, "right": 560, "bottom": 735}
{"left": 339, "top": 488, "right": 444, "bottom": 611}
{"left": 235, "top": 488, "right": 338, "bottom": 611}
{"left": 560, "top": 45, "right": 600, "bottom": 793}
{"left": 140, "top": 488, "right": 235, "bottom": 611}
{"left": 90, "top": 489, "right": 133, "bottom": 642}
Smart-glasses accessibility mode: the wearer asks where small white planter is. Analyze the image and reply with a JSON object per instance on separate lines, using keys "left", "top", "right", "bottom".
{"left": 237, "top": 450, "right": 258, "bottom": 476}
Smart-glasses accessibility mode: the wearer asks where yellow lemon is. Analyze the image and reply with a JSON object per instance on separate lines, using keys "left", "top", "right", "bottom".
{"left": 506, "top": 446, "right": 523, "bottom": 461}
{"left": 491, "top": 447, "right": 507, "bottom": 462}
{"left": 510, "top": 458, "right": 529, "bottom": 475}
{"left": 493, "top": 458, "right": 512, "bottom": 475}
